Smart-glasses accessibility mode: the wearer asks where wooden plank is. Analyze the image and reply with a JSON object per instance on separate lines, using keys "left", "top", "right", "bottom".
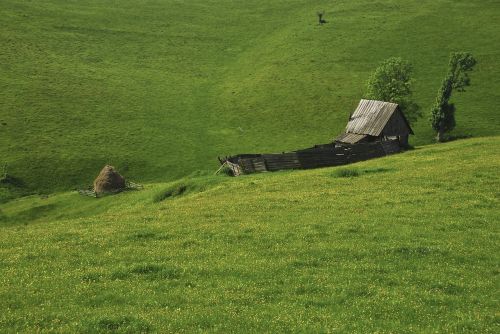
{"left": 227, "top": 138, "right": 404, "bottom": 175}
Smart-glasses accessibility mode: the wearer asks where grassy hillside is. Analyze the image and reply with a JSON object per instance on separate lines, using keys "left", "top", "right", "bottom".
{"left": 1, "top": 0, "right": 500, "bottom": 199}
{"left": 0, "top": 137, "right": 498, "bottom": 332}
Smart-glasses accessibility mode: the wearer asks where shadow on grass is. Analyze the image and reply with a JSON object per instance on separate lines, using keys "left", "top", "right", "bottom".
{"left": 127, "top": 230, "right": 173, "bottom": 241}
{"left": 153, "top": 175, "right": 228, "bottom": 203}
{"left": 0, "top": 174, "right": 34, "bottom": 204}
{"left": 111, "top": 263, "right": 182, "bottom": 281}
{"left": 83, "top": 316, "right": 151, "bottom": 333}
{"left": 153, "top": 184, "right": 187, "bottom": 202}
{"left": 0, "top": 175, "right": 26, "bottom": 188}
{"left": 1, "top": 203, "right": 58, "bottom": 226}
{"left": 445, "top": 134, "right": 473, "bottom": 142}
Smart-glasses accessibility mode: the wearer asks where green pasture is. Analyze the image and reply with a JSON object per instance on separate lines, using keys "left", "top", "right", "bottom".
{"left": 1, "top": 0, "right": 499, "bottom": 199}
{"left": 0, "top": 137, "right": 498, "bottom": 332}
{"left": 1, "top": 1, "right": 499, "bottom": 331}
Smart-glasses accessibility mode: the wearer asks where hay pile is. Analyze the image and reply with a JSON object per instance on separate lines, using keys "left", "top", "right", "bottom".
{"left": 93, "top": 165, "right": 125, "bottom": 194}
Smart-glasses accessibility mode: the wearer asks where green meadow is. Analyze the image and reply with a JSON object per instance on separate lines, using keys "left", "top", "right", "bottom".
{"left": 1, "top": 0, "right": 499, "bottom": 332}
{"left": 1, "top": 137, "right": 499, "bottom": 332}
{"left": 1, "top": 0, "right": 500, "bottom": 198}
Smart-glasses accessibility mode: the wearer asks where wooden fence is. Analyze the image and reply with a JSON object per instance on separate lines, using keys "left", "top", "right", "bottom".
{"left": 223, "top": 140, "right": 401, "bottom": 175}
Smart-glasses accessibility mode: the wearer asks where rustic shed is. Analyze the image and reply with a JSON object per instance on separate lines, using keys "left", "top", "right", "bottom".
{"left": 335, "top": 99, "right": 414, "bottom": 147}
{"left": 218, "top": 99, "right": 413, "bottom": 176}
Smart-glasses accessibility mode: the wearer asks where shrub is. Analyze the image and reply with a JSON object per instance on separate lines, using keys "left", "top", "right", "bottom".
{"left": 93, "top": 316, "right": 151, "bottom": 333}
{"left": 335, "top": 169, "right": 360, "bottom": 178}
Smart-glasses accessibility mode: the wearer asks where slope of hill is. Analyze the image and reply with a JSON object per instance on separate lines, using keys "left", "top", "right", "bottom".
{"left": 1, "top": 0, "right": 500, "bottom": 200}
{"left": 0, "top": 137, "right": 498, "bottom": 332}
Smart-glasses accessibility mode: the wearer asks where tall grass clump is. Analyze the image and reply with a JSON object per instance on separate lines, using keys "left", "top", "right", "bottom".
{"left": 334, "top": 169, "right": 360, "bottom": 178}
{"left": 153, "top": 184, "right": 187, "bottom": 202}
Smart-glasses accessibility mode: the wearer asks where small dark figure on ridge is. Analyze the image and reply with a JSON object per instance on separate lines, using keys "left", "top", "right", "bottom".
{"left": 317, "top": 11, "right": 327, "bottom": 25}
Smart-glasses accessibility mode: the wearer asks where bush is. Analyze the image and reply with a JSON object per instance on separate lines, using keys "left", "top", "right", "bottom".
{"left": 333, "top": 167, "right": 393, "bottom": 178}
{"left": 335, "top": 169, "right": 360, "bottom": 178}
{"left": 93, "top": 316, "right": 151, "bottom": 333}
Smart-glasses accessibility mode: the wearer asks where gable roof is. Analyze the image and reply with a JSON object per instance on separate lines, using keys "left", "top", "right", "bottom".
{"left": 345, "top": 99, "right": 400, "bottom": 136}
{"left": 335, "top": 132, "right": 368, "bottom": 144}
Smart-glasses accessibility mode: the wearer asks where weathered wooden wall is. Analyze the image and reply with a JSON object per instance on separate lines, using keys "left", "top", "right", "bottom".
{"left": 382, "top": 110, "right": 413, "bottom": 136}
{"left": 226, "top": 140, "right": 401, "bottom": 175}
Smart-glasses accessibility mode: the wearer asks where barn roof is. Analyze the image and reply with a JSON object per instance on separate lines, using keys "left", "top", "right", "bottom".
{"left": 335, "top": 132, "right": 368, "bottom": 144}
{"left": 345, "top": 99, "right": 400, "bottom": 136}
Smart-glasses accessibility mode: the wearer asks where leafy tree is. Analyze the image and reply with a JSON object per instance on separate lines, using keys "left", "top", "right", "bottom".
{"left": 365, "top": 57, "right": 421, "bottom": 125}
{"left": 430, "top": 52, "right": 477, "bottom": 142}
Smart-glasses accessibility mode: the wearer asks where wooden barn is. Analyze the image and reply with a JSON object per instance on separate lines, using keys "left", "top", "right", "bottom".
{"left": 218, "top": 99, "right": 413, "bottom": 176}
{"left": 335, "top": 99, "right": 413, "bottom": 147}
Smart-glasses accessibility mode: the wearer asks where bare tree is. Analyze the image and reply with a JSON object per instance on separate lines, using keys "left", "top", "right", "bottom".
{"left": 317, "top": 12, "right": 327, "bottom": 25}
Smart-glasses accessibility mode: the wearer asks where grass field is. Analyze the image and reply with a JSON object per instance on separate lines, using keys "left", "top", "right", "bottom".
{"left": 1, "top": 0, "right": 500, "bottom": 200}
{"left": 1, "top": 1, "right": 499, "bottom": 331}
{"left": 0, "top": 137, "right": 498, "bottom": 332}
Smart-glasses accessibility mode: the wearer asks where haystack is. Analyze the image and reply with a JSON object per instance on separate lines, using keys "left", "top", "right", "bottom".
{"left": 93, "top": 165, "right": 125, "bottom": 194}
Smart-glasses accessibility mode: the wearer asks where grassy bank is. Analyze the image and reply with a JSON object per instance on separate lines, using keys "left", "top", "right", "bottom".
{"left": 0, "top": 137, "right": 498, "bottom": 332}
